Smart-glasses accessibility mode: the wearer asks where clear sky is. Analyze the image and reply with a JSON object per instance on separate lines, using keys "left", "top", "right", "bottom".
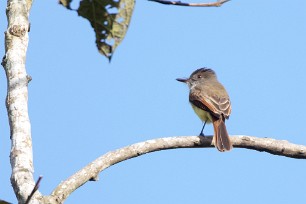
{"left": 1, "top": 0, "right": 306, "bottom": 203}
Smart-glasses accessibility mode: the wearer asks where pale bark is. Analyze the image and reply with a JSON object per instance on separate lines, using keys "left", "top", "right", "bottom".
{"left": 3, "top": 0, "right": 41, "bottom": 203}
{"left": 48, "top": 135, "right": 306, "bottom": 203}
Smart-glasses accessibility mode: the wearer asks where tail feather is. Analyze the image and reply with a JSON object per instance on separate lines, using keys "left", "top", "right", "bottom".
{"left": 212, "top": 118, "right": 232, "bottom": 152}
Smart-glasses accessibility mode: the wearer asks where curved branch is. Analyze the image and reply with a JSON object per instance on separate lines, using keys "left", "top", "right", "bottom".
{"left": 48, "top": 135, "right": 306, "bottom": 203}
{"left": 149, "top": 0, "right": 230, "bottom": 7}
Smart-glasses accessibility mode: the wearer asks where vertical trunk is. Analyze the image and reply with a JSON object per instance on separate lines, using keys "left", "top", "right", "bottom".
{"left": 3, "top": 0, "right": 41, "bottom": 203}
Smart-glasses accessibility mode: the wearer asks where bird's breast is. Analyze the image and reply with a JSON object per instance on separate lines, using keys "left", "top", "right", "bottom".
{"left": 190, "top": 103, "right": 213, "bottom": 123}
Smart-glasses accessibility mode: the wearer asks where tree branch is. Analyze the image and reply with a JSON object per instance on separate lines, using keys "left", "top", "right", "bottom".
{"left": 3, "top": 0, "right": 40, "bottom": 203}
{"left": 149, "top": 0, "right": 230, "bottom": 7}
{"left": 49, "top": 135, "right": 306, "bottom": 203}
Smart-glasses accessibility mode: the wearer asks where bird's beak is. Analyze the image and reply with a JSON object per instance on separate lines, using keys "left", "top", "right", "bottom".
{"left": 176, "top": 78, "right": 188, "bottom": 83}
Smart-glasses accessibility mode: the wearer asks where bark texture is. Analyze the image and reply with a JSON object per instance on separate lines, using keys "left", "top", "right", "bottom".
{"left": 3, "top": 0, "right": 40, "bottom": 203}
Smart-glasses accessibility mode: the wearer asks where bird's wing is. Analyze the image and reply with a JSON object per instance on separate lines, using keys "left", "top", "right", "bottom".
{"left": 189, "top": 87, "right": 231, "bottom": 119}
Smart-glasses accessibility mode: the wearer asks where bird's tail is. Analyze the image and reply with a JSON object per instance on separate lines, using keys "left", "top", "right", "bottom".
{"left": 212, "top": 117, "right": 232, "bottom": 152}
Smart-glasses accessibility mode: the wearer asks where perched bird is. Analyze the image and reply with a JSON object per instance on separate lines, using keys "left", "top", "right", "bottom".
{"left": 177, "top": 68, "right": 232, "bottom": 152}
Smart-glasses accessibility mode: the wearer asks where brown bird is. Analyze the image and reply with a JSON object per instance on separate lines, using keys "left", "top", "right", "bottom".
{"left": 177, "top": 68, "right": 232, "bottom": 152}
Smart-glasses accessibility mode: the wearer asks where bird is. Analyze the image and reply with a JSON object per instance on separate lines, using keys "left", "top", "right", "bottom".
{"left": 176, "top": 68, "right": 232, "bottom": 152}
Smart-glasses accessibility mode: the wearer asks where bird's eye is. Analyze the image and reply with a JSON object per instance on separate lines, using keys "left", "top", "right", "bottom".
{"left": 197, "top": 75, "right": 202, "bottom": 79}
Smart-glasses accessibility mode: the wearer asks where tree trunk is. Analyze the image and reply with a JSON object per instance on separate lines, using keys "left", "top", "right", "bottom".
{"left": 2, "top": 0, "right": 41, "bottom": 203}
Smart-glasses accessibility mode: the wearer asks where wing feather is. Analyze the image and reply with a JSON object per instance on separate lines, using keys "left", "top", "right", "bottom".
{"left": 189, "top": 86, "right": 231, "bottom": 119}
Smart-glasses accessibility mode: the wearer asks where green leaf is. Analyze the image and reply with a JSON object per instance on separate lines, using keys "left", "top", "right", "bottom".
{"left": 77, "top": 0, "right": 135, "bottom": 61}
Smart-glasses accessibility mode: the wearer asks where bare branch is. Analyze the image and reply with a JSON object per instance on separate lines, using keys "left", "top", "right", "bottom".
{"left": 3, "top": 0, "right": 40, "bottom": 203}
{"left": 49, "top": 135, "right": 306, "bottom": 203}
{"left": 149, "top": 0, "right": 230, "bottom": 7}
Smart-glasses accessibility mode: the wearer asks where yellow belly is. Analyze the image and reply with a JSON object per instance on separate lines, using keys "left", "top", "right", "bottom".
{"left": 191, "top": 104, "right": 212, "bottom": 123}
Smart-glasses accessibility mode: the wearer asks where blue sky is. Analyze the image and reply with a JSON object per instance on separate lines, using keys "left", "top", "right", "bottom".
{"left": 1, "top": 0, "right": 306, "bottom": 203}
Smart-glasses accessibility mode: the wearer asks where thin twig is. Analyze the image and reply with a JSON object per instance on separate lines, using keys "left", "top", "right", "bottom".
{"left": 149, "top": 0, "right": 230, "bottom": 7}
{"left": 25, "top": 176, "right": 43, "bottom": 204}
